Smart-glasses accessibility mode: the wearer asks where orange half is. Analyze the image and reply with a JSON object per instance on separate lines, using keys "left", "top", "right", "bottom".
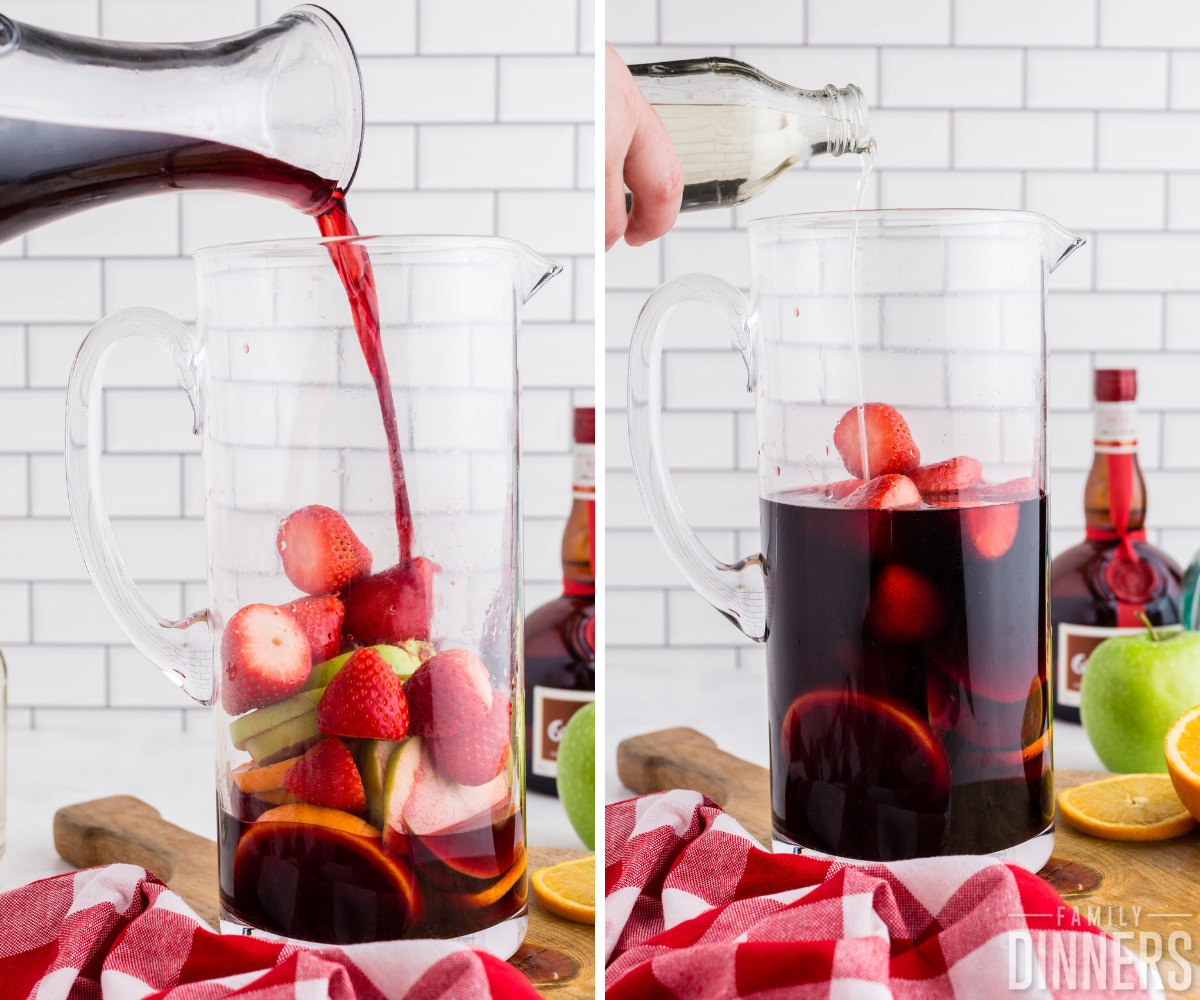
{"left": 1165, "top": 704, "right": 1200, "bottom": 820}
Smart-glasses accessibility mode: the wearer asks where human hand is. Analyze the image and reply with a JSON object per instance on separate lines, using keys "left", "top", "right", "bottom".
{"left": 604, "top": 42, "right": 684, "bottom": 251}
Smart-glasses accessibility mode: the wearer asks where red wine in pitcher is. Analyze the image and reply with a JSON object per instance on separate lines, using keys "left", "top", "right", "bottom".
{"left": 762, "top": 486, "right": 1052, "bottom": 862}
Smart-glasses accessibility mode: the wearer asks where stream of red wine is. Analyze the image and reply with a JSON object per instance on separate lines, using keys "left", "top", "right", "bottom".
{"left": 317, "top": 200, "right": 413, "bottom": 566}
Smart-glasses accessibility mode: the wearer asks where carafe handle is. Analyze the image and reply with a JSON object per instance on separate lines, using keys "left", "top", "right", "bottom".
{"left": 627, "top": 274, "right": 765, "bottom": 640}
{"left": 65, "top": 308, "right": 213, "bottom": 705}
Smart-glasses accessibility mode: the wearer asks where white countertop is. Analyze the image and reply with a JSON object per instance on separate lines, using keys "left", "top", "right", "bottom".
{"left": 0, "top": 711, "right": 586, "bottom": 893}
{"left": 606, "top": 656, "right": 1107, "bottom": 803}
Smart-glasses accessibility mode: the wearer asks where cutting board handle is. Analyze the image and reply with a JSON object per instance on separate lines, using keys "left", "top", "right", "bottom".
{"left": 616, "top": 727, "right": 772, "bottom": 846}
{"left": 54, "top": 795, "right": 220, "bottom": 927}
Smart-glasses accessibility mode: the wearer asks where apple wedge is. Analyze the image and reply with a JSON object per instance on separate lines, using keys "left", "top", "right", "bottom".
{"left": 229, "top": 688, "right": 324, "bottom": 750}
{"left": 244, "top": 710, "right": 322, "bottom": 765}
{"left": 304, "top": 644, "right": 423, "bottom": 691}
{"left": 359, "top": 738, "right": 403, "bottom": 830}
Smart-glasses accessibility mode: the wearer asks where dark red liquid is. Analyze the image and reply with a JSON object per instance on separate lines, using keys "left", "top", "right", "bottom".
{"left": 219, "top": 794, "right": 525, "bottom": 943}
{"left": 0, "top": 117, "right": 338, "bottom": 243}
{"left": 317, "top": 203, "right": 414, "bottom": 565}
{"left": 762, "top": 495, "right": 1052, "bottom": 861}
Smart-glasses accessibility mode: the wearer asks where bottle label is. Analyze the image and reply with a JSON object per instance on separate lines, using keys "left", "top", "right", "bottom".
{"left": 1094, "top": 401, "right": 1137, "bottom": 454}
{"left": 1056, "top": 621, "right": 1182, "bottom": 707}
{"left": 532, "top": 685, "right": 595, "bottom": 778}
{"left": 573, "top": 442, "right": 596, "bottom": 499}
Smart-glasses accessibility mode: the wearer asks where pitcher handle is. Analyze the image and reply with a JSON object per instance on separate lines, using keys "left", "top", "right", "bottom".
{"left": 65, "top": 308, "right": 214, "bottom": 704}
{"left": 627, "top": 274, "right": 765, "bottom": 640}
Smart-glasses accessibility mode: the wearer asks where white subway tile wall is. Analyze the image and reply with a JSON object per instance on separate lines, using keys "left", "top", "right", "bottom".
{"left": 606, "top": 0, "right": 1200, "bottom": 674}
{"left": 1, "top": 0, "right": 594, "bottom": 730}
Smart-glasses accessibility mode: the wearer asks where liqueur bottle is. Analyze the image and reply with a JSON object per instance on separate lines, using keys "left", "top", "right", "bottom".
{"left": 1050, "top": 369, "right": 1182, "bottom": 723}
{"left": 524, "top": 408, "right": 595, "bottom": 796}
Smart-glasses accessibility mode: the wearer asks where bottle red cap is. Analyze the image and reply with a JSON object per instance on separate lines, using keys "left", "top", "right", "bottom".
{"left": 1095, "top": 369, "right": 1137, "bottom": 402}
{"left": 573, "top": 407, "right": 595, "bottom": 444}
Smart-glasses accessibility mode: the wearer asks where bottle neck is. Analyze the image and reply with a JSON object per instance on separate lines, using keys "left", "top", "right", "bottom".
{"left": 562, "top": 439, "right": 595, "bottom": 595}
{"left": 1084, "top": 401, "right": 1146, "bottom": 534}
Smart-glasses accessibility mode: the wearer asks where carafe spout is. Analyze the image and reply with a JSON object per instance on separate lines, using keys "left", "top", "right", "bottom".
{"left": 1043, "top": 217, "right": 1086, "bottom": 272}
{"left": 515, "top": 247, "right": 562, "bottom": 304}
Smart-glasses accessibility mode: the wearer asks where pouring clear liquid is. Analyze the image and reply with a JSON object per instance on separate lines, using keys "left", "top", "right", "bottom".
{"left": 627, "top": 58, "right": 871, "bottom": 213}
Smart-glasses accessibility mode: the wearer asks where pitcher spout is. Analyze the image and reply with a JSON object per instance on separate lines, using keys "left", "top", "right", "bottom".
{"left": 1042, "top": 216, "right": 1085, "bottom": 273}
{"left": 515, "top": 246, "right": 562, "bottom": 303}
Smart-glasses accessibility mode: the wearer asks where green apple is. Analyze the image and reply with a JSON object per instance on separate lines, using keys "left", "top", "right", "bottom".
{"left": 381, "top": 737, "right": 424, "bottom": 850}
{"left": 229, "top": 688, "right": 324, "bottom": 750}
{"left": 303, "top": 644, "right": 421, "bottom": 691}
{"left": 1081, "top": 627, "right": 1200, "bottom": 773}
{"left": 556, "top": 701, "right": 594, "bottom": 850}
{"left": 358, "top": 738, "right": 403, "bottom": 829}
{"left": 244, "top": 710, "right": 321, "bottom": 764}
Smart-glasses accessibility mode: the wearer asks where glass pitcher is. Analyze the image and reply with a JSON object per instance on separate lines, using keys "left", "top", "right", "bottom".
{"left": 65, "top": 234, "right": 560, "bottom": 954}
{"left": 628, "top": 209, "right": 1083, "bottom": 870}
{"left": 0, "top": 4, "right": 362, "bottom": 243}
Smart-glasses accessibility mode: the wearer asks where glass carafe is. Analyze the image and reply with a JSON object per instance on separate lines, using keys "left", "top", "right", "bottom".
{"left": 629, "top": 58, "right": 872, "bottom": 211}
{"left": 628, "top": 209, "right": 1083, "bottom": 870}
{"left": 0, "top": 5, "right": 362, "bottom": 243}
{"left": 65, "top": 234, "right": 560, "bottom": 954}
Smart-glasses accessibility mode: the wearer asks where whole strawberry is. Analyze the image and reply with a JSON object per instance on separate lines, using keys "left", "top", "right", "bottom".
{"left": 342, "top": 557, "right": 434, "bottom": 645}
{"left": 282, "top": 737, "right": 367, "bottom": 813}
{"left": 866, "top": 563, "right": 947, "bottom": 645}
{"left": 221, "top": 603, "right": 312, "bottom": 716}
{"left": 279, "top": 594, "right": 344, "bottom": 664}
{"left": 430, "top": 692, "right": 512, "bottom": 786}
{"left": 277, "top": 505, "right": 372, "bottom": 596}
{"left": 404, "top": 648, "right": 493, "bottom": 738}
{"left": 316, "top": 647, "right": 409, "bottom": 741}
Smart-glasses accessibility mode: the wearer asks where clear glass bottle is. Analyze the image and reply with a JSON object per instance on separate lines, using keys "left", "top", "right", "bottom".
{"left": 524, "top": 408, "right": 596, "bottom": 798}
{"left": 628, "top": 57, "right": 872, "bottom": 211}
{"left": 1050, "top": 369, "right": 1182, "bottom": 724}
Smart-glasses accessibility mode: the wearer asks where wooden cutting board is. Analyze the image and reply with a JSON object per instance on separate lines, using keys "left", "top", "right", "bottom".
{"left": 53, "top": 796, "right": 594, "bottom": 998}
{"left": 619, "top": 727, "right": 1200, "bottom": 998}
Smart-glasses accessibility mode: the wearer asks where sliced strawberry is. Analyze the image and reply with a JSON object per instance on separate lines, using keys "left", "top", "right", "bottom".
{"left": 832, "top": 403, "right": 920, "bottom": 479}
{"left": 824, "top": 478, "right": 865, "bottom": 501}
{"left": 430, "top": 692, "right": 512, "bottom": 786}
{"left": 342, "top": 557, "right": 434, "bottom": 645}
{"left": 316, "top": 647, "right": 409, "bottom": 741}
{"left": 969, "top": 477, "right": 1040, "bottom": 503}
{"left": 221, "top": 604, "right": 312, "bottom": 716}
{"left": 279, "top": 595, "right": 344, "bottom": 664}
{"left": 836, "top": 474, "right": 920, "bottom": 510}
{"left": 282, "top": 737, "right": 367, "bottom": 813}
{"left": 962, "top": 504, "right": 1021, "bottom": 561}
{"left": 866, "top": 563, "right": 946, "bottom": 645}
{"left": 277, "top": 505, "right": 372, "bottom": 596}
{"left": 908, "top": 456, "right": 982, "bottom": 495}
{"left": 404, "top": 648, "right": 493, "bottom": 738}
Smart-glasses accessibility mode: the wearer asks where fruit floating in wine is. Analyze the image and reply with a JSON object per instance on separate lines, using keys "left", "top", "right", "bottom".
{"left": 218, "top": 503, "right": 522, "bottom": 944}
{"left": 765, "top": 403, "right": 1051, "bottom": 862}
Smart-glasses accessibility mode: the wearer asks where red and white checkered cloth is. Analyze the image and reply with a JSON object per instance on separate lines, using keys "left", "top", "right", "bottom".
{"left": 606, "top": 791, "right": 1166, "bottom": 999}
{"left": 0, "top": 864, "right": 539, "bottom": 1000}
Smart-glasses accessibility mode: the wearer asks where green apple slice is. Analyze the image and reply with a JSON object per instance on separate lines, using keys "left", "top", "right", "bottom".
{"left": 244, "top": 710, "right": 321, "bottom": 764}
{"left": 358, "top": 738, "right": 402, "bottom": 829}
{"left": 230, "top": 688, "right": 325, "bottom": 750}
{"left": 381, "top": 737, "right": 423, "bottom": 851}
{"left": 304, "top": 644, "right": 422, "bottom": 691}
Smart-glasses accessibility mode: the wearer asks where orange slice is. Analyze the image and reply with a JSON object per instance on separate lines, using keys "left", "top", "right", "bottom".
{"left": 1058, "top": 773, "right": 1197, "bottom": 841}
{"left": 255, "top": 803, "right": 379, "bottom": 838}
{"left": 251, "top": 789, "right": 302, "bottom": 806}
{"left": 531, "top": 855, "right": 595, "bottom": 925}
{"left": 232, "top": 756, "right": 299, "bottom": 794}
{"left": 445, "top": 846, "right": 527, "bottom": 910}
{"left": 1165, "top": 704, "right": 1200, "bottom": 820}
